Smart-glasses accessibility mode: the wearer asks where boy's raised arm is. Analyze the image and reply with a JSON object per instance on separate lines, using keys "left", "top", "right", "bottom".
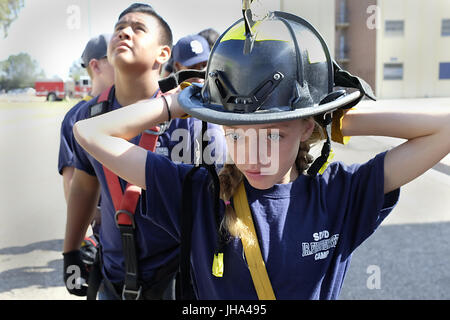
{"left": 72, "top": 94, "right": 181, "bottom": 189}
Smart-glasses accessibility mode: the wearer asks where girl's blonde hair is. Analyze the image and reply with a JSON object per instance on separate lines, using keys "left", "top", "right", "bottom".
{"left": 218, "top": 120, "right": 324, "bottom": 246}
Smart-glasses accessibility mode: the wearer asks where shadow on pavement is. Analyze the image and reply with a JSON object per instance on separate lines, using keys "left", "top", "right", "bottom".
{"left": 0, "top": 239, "right": 64, "bottom": 294}
{"left": 0, "top": 239, "right": 63, "bottom": 255}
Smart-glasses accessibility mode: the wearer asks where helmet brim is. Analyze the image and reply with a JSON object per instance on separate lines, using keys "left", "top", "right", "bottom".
{"left": 178, "top": 84, "right": 363, "bottom": 126}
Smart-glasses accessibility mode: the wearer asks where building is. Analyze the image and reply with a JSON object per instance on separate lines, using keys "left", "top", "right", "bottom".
{"left": 376, "top": 0, "right": 450, "bottom": 98}
{"left": 280, "top": 0, "right": 450, "bottom": 98}
{"left": 335, "top": 0, "right": 450, "bottom": 98}
{"left": 335, "top": 0, "right": 377, "bottom": 93}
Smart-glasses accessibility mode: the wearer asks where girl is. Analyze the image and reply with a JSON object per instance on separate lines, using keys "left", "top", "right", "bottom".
{"left": 73, "top": 13, "right": 450, "bottom": 299}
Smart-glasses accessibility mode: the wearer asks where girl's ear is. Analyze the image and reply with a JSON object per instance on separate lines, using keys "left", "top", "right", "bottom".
{"left": 300, "top": 118, "right": 316, "bottom": 142}
{"left": 156, "top": 45, "right": 171, "bottom": 65}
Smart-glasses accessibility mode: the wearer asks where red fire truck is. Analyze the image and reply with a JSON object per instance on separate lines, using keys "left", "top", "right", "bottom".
{"left": 74, "top": 76, "right": 92, "bottom": 99}
{"left": 35, "top": 78, "right": 66, "bottom": 101}
{"left": 35, "top": 76, "right": 92, "bottom": 101}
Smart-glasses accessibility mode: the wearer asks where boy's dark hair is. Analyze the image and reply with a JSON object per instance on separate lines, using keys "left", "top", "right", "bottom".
{"left": 118, "top": 3, "right": 173, "bottom": 48}
{"left": 198, "top": 28, "right": 220, "bottom": 49}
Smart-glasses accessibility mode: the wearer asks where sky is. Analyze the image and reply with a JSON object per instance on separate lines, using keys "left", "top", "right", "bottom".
{"left": 0, "top": 0, "right": 251, "bottom": 80}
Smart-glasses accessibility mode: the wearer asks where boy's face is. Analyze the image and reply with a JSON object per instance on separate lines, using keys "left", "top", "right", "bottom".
{"left": 224, "top": 118, "right": 315, "bottom": 190}
{"left": 108, "top": 12, "right": 168, "bottom": 72}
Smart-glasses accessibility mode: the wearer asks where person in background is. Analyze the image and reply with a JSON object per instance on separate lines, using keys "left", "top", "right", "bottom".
{"left": 58, "top": 34, "right": 114, "bottom": 241}
{"left": 161, "top": 27, "right": 218, "bottom": 78}
{"left": 171, "top": 34, "right": 210, "bottom": 84}
{"left": 59, "top": 34, "right": 114, "bottom": 202}
{"left": 197, "top": 28, "right": 219, "bottom": 49}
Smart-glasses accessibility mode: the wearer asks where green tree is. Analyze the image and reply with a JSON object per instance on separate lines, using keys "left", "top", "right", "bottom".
{"left": 68, "top": 60, "right": 88, "bottom": 82}
{"left": 0, "top": 52, "right": 45, "bottom": 91}
{"left": 0, "top": 0, "right": 25, "bottom": 38}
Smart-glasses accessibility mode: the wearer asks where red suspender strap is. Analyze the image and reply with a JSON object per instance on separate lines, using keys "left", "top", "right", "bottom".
{"left": 103, "top": 128, "right": 160, "bottom": 299}
{"left": 97, "top": 86, "right": 111, "bottom": 103}
{"left": 104, "top": 168, "right": 123, "bottom": 211}
{"left": 100, "top": 88, "right": 163, "bottom": 299}
{"left": 104, "top": 127, "right": 160, "bottom": 226}
{"left": 115, "top": 184, "right": 142, "bottom": 226}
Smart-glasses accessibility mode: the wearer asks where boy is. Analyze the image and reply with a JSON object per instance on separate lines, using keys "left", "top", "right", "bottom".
{"left": 63, "top": 3, "right": 224, "bottom": 300}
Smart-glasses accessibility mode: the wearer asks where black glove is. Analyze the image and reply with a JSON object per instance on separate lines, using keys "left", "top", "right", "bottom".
{"left": 63, "top": 250, "right": 90, "bottom": 296}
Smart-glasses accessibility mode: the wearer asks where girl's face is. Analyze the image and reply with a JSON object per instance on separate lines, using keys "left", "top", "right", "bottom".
{"left": 223, "top": 118, "right": 315, "bottom": 190}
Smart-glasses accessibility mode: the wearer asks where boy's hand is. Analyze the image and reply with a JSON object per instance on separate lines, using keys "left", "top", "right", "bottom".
{"left": 63, "top": 250, "right": 89, "bottom": 296}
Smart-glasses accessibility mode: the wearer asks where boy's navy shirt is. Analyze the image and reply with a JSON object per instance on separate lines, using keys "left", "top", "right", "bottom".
{"left": 70, "top": 89, "right": 226, "bottom": 284}
{"left": 143, "top": 151, "right": 400, "bottom": 299}
{"left": 58, "top": 99, "right": 91, "bottom": 175}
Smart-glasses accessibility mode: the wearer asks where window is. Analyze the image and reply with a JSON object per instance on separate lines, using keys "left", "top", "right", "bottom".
{"left": 385, "top": 20, "right": 404, "bottom": 36}
{"left": 384, "top": 63, "right": 403, "bottom": 80}
{"left": 338, "top": 34, "right": 349, "bottom": 60}
{"left": 338, "top": 0, "right": 348, "bottom": 24}
{"left": 439, "top": 63, "right": 450, "bottom": 80}
{"left": 442, "top": 19, "right": 450, "bottom": 36}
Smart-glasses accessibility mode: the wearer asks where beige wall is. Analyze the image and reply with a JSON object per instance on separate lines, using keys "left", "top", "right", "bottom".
{"left": 377, "top": 0, "right": 450, "bottom": 98}
{"left": 280, "top": 0, "right": 336, "bottom": 57}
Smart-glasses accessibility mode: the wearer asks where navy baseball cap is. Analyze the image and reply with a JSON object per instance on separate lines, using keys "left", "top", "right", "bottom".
{"left": 172, "top": 34, "right": 210, "bottom": 67}
{"left": 81, "top": 34, "right": 111, "bottom": 68}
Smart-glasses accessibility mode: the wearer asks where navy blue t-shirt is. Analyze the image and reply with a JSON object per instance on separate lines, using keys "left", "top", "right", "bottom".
{"left": 71, "top": 90, "right": 226, "bottom": 284}
{"left": 58, "top": 98, "right": 92, "bottom": 175}
{"left": 142, "top": 151, "right": 400, "bottom": 299}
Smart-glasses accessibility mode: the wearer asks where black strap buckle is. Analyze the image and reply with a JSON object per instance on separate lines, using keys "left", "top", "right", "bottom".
{"left": 122, "top": 285, "right": 142, "bottom": 300}
{"left": 144, "top": 121, "right": 170, "bottom": 137}
{"left": 115, "top": 209, "right": 136, "bottom": 229}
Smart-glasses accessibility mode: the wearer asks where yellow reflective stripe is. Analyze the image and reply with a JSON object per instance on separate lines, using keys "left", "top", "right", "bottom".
{"left": 220, "top": 22, "right": 259, "bottom": 42}
{"left": 234, "top": 182, "right": 276, "bottom": 300}
{"left": 220, "top": 21, "right": 288, "bottom": 43}
{"left": 318, "top": 149, "right": 335, "bottom": 175}
{"left": 331, "top": 108, "right": 354, "bottom": 145}
{"left": 212, "top": 253, "right": 224, "bottom": 277}
{"left": 83, "top": 95, "right": 93, "bottom": 102}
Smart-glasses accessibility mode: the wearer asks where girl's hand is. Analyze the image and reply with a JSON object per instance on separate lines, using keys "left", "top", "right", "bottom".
{"left": 165, "top": 91, "right": 190, "bottom": 120}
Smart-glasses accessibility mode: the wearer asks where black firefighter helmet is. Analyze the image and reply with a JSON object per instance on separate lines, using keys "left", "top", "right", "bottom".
{"left": 179, "top": 11, "right": 374, "bottom": 125}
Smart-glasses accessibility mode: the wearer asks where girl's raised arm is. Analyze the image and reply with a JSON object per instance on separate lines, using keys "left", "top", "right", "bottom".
{"left": 342, "top": 105, "right": 450, "bottom": 194}
{"left": 73, "top": 94, "right": 182, "bottom": 189}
